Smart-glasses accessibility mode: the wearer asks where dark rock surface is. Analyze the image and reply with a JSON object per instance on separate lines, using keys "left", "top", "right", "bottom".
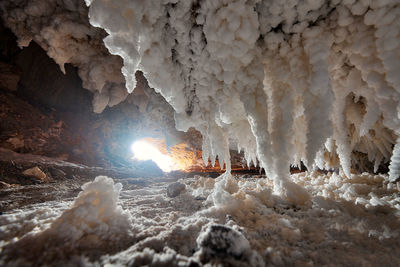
{"left": 196, "top": 224, "right": 264, "bottom": 266}
{"left": 0, "top": 62, "right": 19, "bottom": 91}
{"left": 167, "top": 182, "right": 186, "bottom": 198}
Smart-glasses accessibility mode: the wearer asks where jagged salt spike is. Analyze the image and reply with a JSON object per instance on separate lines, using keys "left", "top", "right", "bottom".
{"left": 374, "top": 153, "right": 383, "bottom": 173}
{"left": 202, "top": 136, "right": 210, "bottom": 166}
{"left": 360, "top": 98, "right": 380, "bottom": 136}
{"left": 389, "top": 138, "right": 400, "bottom": 182}
{"left": 210, "top": 154, "right": 216, "bottom": 167}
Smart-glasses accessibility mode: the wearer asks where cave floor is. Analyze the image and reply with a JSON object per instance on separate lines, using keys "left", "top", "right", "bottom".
{"left": 1, "top": 150, "right": 400, "bottom": 266}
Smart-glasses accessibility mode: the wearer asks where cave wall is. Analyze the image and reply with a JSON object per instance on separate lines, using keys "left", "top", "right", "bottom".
{"left": 1, "top": 0, "right": 395, "bottom": 176}
{"left": 0, "top": 0, "right": 129, "bottom": 113}
{"left": 0, "top": 12, "right": 248, "bottom": 171}
{"left": 0, "top": 19, "right": 197, "bottom": 168}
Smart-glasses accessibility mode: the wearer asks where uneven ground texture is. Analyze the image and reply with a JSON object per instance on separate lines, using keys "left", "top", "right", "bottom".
{"left": 1, "top": 156, "right": 400, "bottom": 266}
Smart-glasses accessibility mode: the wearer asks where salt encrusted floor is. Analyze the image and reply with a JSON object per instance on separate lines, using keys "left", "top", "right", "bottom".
{"left": 1, "top": 172, "right": 400, "bottom": 266}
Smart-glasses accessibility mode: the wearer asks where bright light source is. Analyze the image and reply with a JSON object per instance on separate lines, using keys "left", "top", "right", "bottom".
{"left": 131, "top": 140, "right": 174, "bottom": 172}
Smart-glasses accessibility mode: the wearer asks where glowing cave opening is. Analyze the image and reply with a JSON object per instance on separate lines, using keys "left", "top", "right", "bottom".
{"left": 131, "top": 140, "right": 174, "bottom": 172}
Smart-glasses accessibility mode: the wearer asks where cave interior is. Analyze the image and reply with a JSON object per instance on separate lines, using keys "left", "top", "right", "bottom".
{"left": 1, "top": 0, "right": 400, "bottom": 266}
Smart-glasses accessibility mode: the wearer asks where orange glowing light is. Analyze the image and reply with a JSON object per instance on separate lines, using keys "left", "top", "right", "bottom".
{"left": 131, "top": 137, "right": 213, "bottom": 172}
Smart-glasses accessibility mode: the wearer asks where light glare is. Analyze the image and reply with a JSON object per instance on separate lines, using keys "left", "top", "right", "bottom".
{"left": 131, "top": 140, "right": 173, "bottom": 172}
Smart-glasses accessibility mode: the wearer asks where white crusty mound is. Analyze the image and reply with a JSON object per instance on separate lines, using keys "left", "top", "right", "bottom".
{"left": 0, "top": 176, "right": 132, "bottom": 265}
{"left": 84, "top": 0, "right": 400, "bottom": 197}
{"left": 48, "top": 175, "right": 132, "bottom": 241}
{"left": 1, "top": 173, "right": 399, "bottom": 266}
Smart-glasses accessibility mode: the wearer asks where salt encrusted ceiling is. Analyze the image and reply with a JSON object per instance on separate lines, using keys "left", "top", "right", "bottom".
{"left": 1, "top": 0, "right": 400, "bottom": 201}
{"left": 0, "top": 0, "right": 127, "bottom": 113}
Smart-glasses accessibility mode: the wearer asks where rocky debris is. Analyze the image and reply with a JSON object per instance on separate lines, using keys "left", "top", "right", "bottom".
{"left": 167, "top": 182, "right": 186, "bottom": 198}
{"left": 49, "top": 168, "right": 66, "bottom": 179}
{"left": 22, "top": 166, "right": 48, "bottom": 182}
{"left": 0, "top": 148, "right": 175, "bottom": 212}
{"left": 195, "top": 224, "right": 264, "bottom": 266}
{"left": 6, "top": 136, "right": 24, "bottom": 149}
{"left": 0, "top": 148, "right": 166, "bottom": 187}
{"left": 0, "top": 62, "right": 20, "bottom": 91}
{"left": 194, "top": 196, "right": 207, "bottom": 201}
{"left": 196, "top": 225, "right": 249, "bottom": 259}
{"left": 0, "top": 181, "right": 11, "bottom": 189}
{"left": 0, "top": 89, "right": 80, "bottom": 160}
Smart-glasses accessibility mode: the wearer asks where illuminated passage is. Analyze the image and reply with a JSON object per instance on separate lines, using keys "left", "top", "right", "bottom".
{"left": 131, "top": 140, "right": 174, "bottom": 172}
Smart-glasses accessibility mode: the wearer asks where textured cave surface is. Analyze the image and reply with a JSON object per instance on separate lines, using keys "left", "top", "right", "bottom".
{"left": 0, "top": 19, "right": 214, "bottom": 171}
{"left": 1, "top": 0, "right": 400, "bottom": 266}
